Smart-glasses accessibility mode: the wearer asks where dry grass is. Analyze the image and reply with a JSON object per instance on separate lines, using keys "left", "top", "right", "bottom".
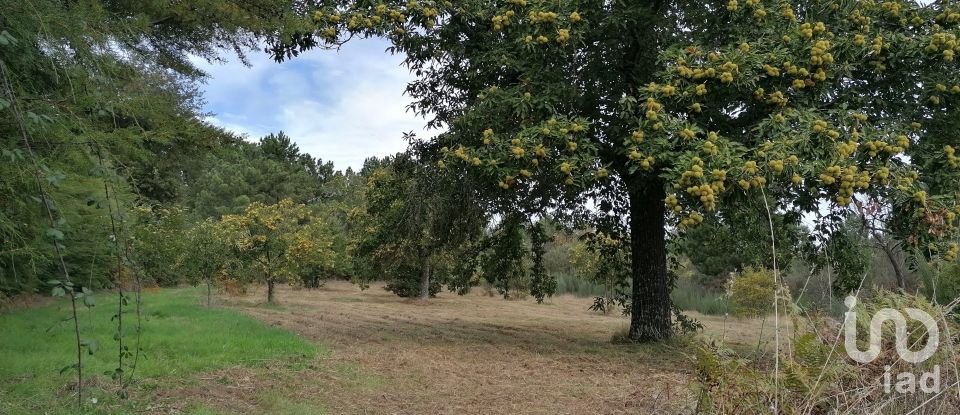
{"left": 146, "top": 282, "right": 786, "bottom": 414}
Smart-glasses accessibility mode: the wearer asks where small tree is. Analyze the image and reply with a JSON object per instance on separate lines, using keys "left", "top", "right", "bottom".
{"left": 221, "top": 199, "right": 333, "bottom": 303}
{"left": 358, "top": 151, "right": 484, "bottom": 299}
{"left": 132, "top": 206, "right": 190, "bottom": 287}
{"left": 728, "top": 267, "right": 777, "bottom": 317}
{"left": 176, "top": 219, "right": 233, "bottom": 307}
{"left": 680, "top": 200, "right": 803, "bottom": 288}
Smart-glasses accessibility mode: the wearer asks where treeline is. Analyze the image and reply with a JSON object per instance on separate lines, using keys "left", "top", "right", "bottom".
{"left": 0, "top": 0, "right": 339, "bottom": 298}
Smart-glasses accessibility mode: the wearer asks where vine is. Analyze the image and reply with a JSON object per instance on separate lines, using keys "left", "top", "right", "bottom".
{"left": 95, "top": 146, "right": 136, "bottom": 397}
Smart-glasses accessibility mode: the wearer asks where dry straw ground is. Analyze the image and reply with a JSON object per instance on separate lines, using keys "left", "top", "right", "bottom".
{"left": 155, "top": 282, "right": 778, "bottom": 414}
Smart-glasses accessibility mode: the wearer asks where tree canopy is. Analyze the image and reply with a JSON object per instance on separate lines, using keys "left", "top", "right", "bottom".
{"left": 273, "top": 0, "right": 960, "bottom": 341}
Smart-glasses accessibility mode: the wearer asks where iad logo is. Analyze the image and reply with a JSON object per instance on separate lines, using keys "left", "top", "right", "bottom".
{"left": 843, "top": 296, "right": 942, "bottom": 394}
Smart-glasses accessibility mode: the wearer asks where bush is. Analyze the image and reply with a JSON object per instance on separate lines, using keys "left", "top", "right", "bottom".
{"left": 727, "top": 267, "right": 775, "bottom": 317}
{"left": 383, "top": 264, "right": 441, "bottom": 298}
{"left": 694, "top": 291, "right": 958, "bottom": 414}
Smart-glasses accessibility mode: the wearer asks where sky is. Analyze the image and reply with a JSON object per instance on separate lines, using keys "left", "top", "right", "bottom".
{"left": 193, "top": 39, "right": 430, "bottom": 172}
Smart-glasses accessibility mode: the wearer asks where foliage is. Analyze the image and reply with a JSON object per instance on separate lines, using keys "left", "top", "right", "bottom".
{"left": 671, "top": 276, "right": 734, "bottom": 316}
{"left": 528, "top": 221, "right": 556, "bottom": 303}
{"left": 477, "top": 216, "right": 530, "bottom": 299}
{"left": 132, "top": 207, "right": 191, "bottom": 287}
{"left": 914, "top": 257, "right": 960, "bottom": 306}
{"left": 176, "top": 219, "right": 235, "bottom": 306}
{"left": 570, "top": 231, "right": 631, "bottom": 314}
{"left": 695, "top": 290, "right": 957, "bottom": 414}
{"left": 0, "top": 0, "right": 305, "bottom": 293}
{"left": 182, "top": 136, "right": 331, "bottom": 218}
{"left": 727, "top": 267, "right": 776, "bottom": 317}
{"left": 276, "top": 0, "right": 960, "bottom": 341}
{"left": 221, "top": 199, "right": 338, "bottom": 303}
{"left": 357, "top": 151, "right": 485, "bottom": 299}
{"left": 680, "top": 199, "right": 803, "bottom": 286}
{"left": 801, "top": 215, "right": 874, "bottom": 297}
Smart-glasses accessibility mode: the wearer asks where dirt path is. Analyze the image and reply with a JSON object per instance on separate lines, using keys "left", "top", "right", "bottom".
{"left": 177, "top": 282, "right": 696, "bottom": 414}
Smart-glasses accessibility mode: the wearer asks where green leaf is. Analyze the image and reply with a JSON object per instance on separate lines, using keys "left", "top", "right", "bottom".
{"left": 80, "top": 339, "right": 98, "bottom": 355}
{"left": 59, "top": 363, "right": 79, "bottom": 375}
{"left": 0, "top": 30, "right": 17, "bottom": 47}
{"left": 83, "top": 294, "right": 95, "bottom": 308}
{"left": 110, "top": 368, "right": 123, "bottom": 381}
{"left": 51, "top": 286, "right": 65, "bottom": 297}
{"left": 46, "top": 228, "right": 64, "bottom": 241}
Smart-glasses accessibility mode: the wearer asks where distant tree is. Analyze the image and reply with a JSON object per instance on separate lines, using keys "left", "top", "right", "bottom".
{"left": 359, "top": 149, "right": 485, "bottom": 299}
{"left": 132, "top": 206, "right": 192, "bottom": 287}
{"left": 478, "top": 216, "right": 530, "bottom": 299}
{"left": 528, "top": 221, "right": 557, "bottom": 303}
{"left": 260, "top": 131, "right": 336, "bottom": 184}
{"left": 184, "top": 139, "right": 326, "bottom": 217}
{"left": 221, "top": 199, "right": 336, "bottom": 303}
{"left": 680, "top": 198, "right": 803, "bottom": 287}
{"left": 176, "top": 219, "right": 234, "bottom": 306}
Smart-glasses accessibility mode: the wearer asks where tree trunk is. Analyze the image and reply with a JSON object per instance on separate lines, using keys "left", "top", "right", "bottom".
{"left": 879, "top": 239, "right": 907, "bottom": 291}
{"left": 267, "top": 278, "right": 275, "bottom": 304}
{"left": 628, "top": 180, "right": 672, "bottom": 342}
{"left": 419, "top": 257, "right": 431, "bottom": 300}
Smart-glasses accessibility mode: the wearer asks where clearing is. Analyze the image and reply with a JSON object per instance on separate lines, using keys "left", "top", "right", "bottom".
{"left": 191, "top": 282, "right": 775, "bottom": 414}
{"left": 1, "top": 282, "right": 777, "bottom": 414}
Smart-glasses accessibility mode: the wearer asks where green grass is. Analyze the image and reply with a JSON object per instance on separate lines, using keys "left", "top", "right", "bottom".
{"left": 0, "top": 287, "right": 320, "bottom": 414}
{"left": 671, "top": 278, "right": 734, "bottom": 315}
{"left": 553, "top": 272, "right": 609, "bottom": 297}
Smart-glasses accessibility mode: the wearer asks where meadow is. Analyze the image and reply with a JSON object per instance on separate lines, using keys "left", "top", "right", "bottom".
{"left": 0, "top": 283, "right": 777, "bottom": 414}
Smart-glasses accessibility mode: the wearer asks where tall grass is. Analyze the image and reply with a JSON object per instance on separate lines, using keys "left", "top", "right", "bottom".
{"left": 553, "top": 272, "right": 608, "bottom": 297}
{"left": 671, "top": 277, "right": 733, "bottom": 315}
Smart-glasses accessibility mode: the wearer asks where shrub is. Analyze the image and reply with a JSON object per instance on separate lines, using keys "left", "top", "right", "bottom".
{"left": 728, "top": 267, "right": 775, "bottom": 317}
{"left": 384, "top": 264, "right": 442, "bottom": 298}
{"left": 694, "top": 291, "right": 958, "bottom": 414}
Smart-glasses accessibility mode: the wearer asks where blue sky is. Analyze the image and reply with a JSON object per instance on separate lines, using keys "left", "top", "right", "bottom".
{"left": 193, "top": 39, "right": 431, "bottom": 171}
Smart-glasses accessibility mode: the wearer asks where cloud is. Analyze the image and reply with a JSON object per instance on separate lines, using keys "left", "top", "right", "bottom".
{"left": 194, "top": 39, "right": 433, "bottom": 171}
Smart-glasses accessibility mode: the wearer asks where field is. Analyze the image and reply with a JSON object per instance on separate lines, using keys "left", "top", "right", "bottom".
{"left": 0, "top": 283, "right": 780, "bottom": 414}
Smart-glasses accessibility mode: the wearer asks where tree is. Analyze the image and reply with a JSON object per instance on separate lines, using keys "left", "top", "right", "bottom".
{"left": 221, "top": 199, "right": 335, "bottom": 303}
{"left": 275, "top": 0, "right": 960, "bottom": 341}
{"left": 184, "top": 137, "right": 327, "bottom": 218}
{"left": 177, "top": 219, "right": 234, "bottom": 307}
{"left": 260, "top": 131, "right": 336, "bottom": 185}
{"left": 358, "top": 150, "right": 485, "bottom": 299}
{"left": 680, "top": 198, "right": 803, "bottom": 287}
{"left": 0, "top": 0, "right": 304, "bottom": 295}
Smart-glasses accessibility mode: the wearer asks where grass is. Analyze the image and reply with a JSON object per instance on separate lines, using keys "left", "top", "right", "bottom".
{"left": 553, "top": 272, "right": 735, "bottom": 316}
{"left": 0, "top": 287, "right": 319, "bottom": 414}
{"left": 553, "top": 272, "right": 610, "bottom": 297}
{"left": 219, "top": 282, "right": 697, "bottom": 414}
{"left": 671, "top": 277, "right": 733, "bottom": 315}
{"left": 1, "top": 282, "right": 762, "bottom": 414}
